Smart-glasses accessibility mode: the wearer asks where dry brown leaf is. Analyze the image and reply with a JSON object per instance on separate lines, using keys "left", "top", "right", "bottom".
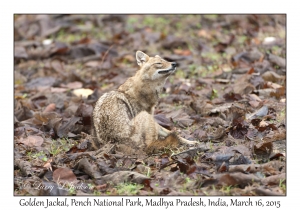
{"left": 19, "top": 135, "right": 44, "bottom": 147}
{"left": 53, "top": 168, "right": 77, "bottom": 183}
{"left": 15, "top": 45, "right": 28, "bottom": 59}
{"left": 165, "top": 109, "right": 194, "bottom": 128}
{"left": 62, "top": 81, "right": 83, "bottom": 89}
{"left": 261, "top": 173, "right": 286, "bottom": 186}
{"left": 259, "top": 120, "right": 268, "bottom": 127}
{"left": 43, "top": 103, "right": 56, "bottom": 113}
{"left": 233, "top": 75, "right": 255, "bottom": 95}
{"left": 268, "top": 54, "right": 286, "bottom": 68}
{"left": 50, "top": 87, "right": 68, "bottom": 93}
{"left": 43, "top": 162, "right": 52, "bottom": 171}
{"left": 247, "top": 93, "right": 262, "bottom": 102}
{"left": 173, "top": 49, "right": 192, "bottom": 56}
{"left": 216, "top": 172, "right": 261, "bottom": 187}
{"left": 43, "top": 158, "right": 53, "bottom": 171}
{"left": 100, "top": 171, "right": 150, "bottom": 185}
{"left": 95, "top": 184, "right": 107, "bottom": 191}
{"left": 266, "top": 81, "right": 282, "bottom": 89}
{"left": 249, "top": 100, "right": 260, "bottom": 108}
{"left": 197, "top": 29, "right": 212, "bottom": 39}
{"left": 50, "top": 59, "right": 67, "bottom": 77}
{"left": 261, "top": 71, "right": 285, "bottom": 83}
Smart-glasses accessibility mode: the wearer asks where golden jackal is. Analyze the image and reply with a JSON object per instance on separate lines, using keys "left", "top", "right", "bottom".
{"left": 93, "top": 51, "right": 197, "bottom": 154}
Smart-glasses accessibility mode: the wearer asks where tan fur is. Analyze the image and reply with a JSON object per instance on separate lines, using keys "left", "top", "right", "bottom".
{"left": 92, "top": 51, "right": 197, "bottom": 154}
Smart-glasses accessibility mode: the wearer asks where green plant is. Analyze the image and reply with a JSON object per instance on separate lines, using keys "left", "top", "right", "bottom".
{"left": 220, "top": 185, "right": 232, "bottom": 195}
{"left": 49, "top": 138, "right": 74, "bottom": 156}
{"left": 159, "top": 93, "right": 169, "bottom": 98}
{"left": 279, "top": 179, "right": 286, "bottom": 191}
{"left": 180, "top": 176, "right": 193, "bottom": 192}
{"left": 115, "top": 182, "right": 143, "bottom": 195}
{"left": 175, "top": 69, "right": 185, "bottom": 78}
{"left": 203, "top": 14, "right": 218, "bottom": 20}
{"left": 211, "top": 89, "right": 218, "bottom": 100}
{"left": 174, "top": 103, "right": 184, "bottom": 110}
{"left": 93, "top": 190, "right": 102, "bottom": 195}
{"left": 146, "top": 167, "right": 151, "bottom": 177}
{"left": 201, "top": 52, "right": 221, "bottom": 62}
{"left": 169, "top": 77, "right": 175, "bottom": 84}
{"left": 237, "top": 35, "right": 248, "bottom": 44}
{"left": 277, "top": 108, "right": 286, "bottom": 123}
{"left": 142, "top": 16, "right": 170, "bottom": 32}
{"left": 68, "top": 186, "right": 76, "bottom": 195}
{"left": 188, "top": 64, "right": 200, "bottom": 78}
{"left": 27, "top": 151, "right": 48, "bottom": 162}
{"left": 208, "top": 141, "right": 214, "bottom": 151}
{"left": 203, "top": 190, "right": 209, "bottom": 196}
{"left": 185, "top": 177, "right": 191, "bottom": 183}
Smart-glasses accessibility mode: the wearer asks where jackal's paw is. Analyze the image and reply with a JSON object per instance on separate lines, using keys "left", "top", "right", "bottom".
{"left": 179, "top": 137, "right": 200, "bottom": 145}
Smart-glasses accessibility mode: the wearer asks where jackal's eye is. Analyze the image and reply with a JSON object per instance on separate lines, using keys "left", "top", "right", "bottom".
{"left": 155, "top": 63, "right": 163, "bottom": 67}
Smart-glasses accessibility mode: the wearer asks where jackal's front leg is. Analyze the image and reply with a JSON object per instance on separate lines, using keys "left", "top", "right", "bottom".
{"left": 157, "top": 124, "right": 199, "bottom": 145}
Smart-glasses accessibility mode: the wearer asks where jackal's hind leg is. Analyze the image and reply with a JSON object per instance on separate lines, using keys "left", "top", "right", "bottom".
{"left": 131, "top": 111, "right": 158, "bottom": 149}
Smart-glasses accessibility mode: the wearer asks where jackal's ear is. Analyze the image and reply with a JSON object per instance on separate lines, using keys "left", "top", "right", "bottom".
{"left": 136, "top": 51, "right": 149, "bottom": 66}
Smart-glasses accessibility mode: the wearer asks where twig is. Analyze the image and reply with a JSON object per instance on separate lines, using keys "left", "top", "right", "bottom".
{"left": 99, "top": 44, "right": 114, "bottom": 70}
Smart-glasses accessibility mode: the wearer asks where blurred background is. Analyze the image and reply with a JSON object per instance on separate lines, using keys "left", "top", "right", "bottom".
{"left": 14, "top": 14, "right": 286, "bottom": 93}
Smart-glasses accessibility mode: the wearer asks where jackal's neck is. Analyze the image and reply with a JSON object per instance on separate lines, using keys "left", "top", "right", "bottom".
{"left": 118, "top": 75, "right": 161, "bottom": 114}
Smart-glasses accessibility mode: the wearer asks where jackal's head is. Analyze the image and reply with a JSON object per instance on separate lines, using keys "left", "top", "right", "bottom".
{"left": 136, "top": 51, "right": 177, "bottom": 81}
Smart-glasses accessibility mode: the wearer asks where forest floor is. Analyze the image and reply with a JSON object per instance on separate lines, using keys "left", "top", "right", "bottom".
{"left": 14, "top": 14, "right": 286, "bottom": 196}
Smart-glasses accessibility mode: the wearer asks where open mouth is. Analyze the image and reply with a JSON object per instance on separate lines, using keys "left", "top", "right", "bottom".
{"left": 158, "top": 67, "right": 176, "bottom": 74}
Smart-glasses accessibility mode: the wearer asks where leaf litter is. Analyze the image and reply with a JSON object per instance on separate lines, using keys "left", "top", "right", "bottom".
{"left": 14, "top": 14, "right": 286, "bottom": 196}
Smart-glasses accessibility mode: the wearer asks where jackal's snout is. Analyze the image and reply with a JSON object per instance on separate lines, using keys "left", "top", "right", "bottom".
{"left": 157, "top": 61, "right": 177, "bottom": 75}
